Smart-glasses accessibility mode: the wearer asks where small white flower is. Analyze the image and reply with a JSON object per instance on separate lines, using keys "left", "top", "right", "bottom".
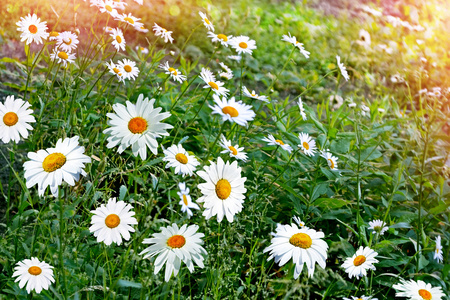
{"left": 228, "top": 55, "right": 242, "bottom": 62}
{"left": 361, "top": 104, "right": 370, "bottom": 117}
{"left": 135, "top": 46, "right": 149, "bottom": 54}
{"left": 341, "top": 246, "right": 378, "bottom": 279}
{"left": 219, "top": 72, "right": 233, "bottom": 80}
{"left": 106, "top": 60, "right": 125, "bottom": 83}
{"left": 163, "top": 144, "right": 200, "bottom": 177}
{"left": 230, "top": 36, "right": 257, "bottom": 56}
{"left": 50, "top": 49, "right": 76, "bottom": 67}
{"left": 116, "top": 13, "right": 144, "bottom": 28}
{"left": 117, "top": 58, "right": 139, "bottom": 80}
{"left": 434, "top": 235, "right": 443, "bottom": 263}
{"left": 55, "top": 31, "right": 79, "bottom": 52}
{"left": 159, "top": 61, "right": 186, "bottom": 83}
{"left": 393, "top": 279, "right": 446, "bottom": 300}
{"left": 219, "top": 62, "right": 232, "bottom": 73}
{"left": 298, "top": 97, "right": 307, "bottom": 120}
{"left": 242, "top": 86, "right": 269, "bottom": 102}
{"left": 281, "top": 32, "right": 310, "bottom": 58}
{"left": 12, "top": 258, "right": 55, "bottom": 294}
{"left": 320, "top": 149, "right": 338, "bottom": 171}
{"left": 336, "top": 55, "right": 350, "bottom": 81}
{"left": 110, "top": 28, "right": 126, "bottom": 51}
{"left": 97, "top": 0, "right": 119, "bottom": 17}
{"left": 368, "top": 219, "right": 389, "bottom": 235}
{"left": 199, "top": 68, "right": 229, "bottom": 97}
{"left": 135, "top": 25, "right": 149, "bottom": 33}
{"left": 343, "top": 296, "right": 378, "bottom": 300}
{"left": 177, "top": 182, "right": 200, "bottom": 218}
{"left": 262, "top": 134, "right": 293, "bottom": 153}
{"left": 356, "top": 29, "right": 371, "bottom": 48}
{"left": 0, "top": 95, "right": 35, "bottom": 143}
{"left": 209, "top": 94, "right": 255, "bottom": 127}
{"left": 199, "top": 11, "right": 214, "bottom": 31}
{"left": 220, "top": 135, "right": 248, "bottom": 161}
{"left": 207, "top": 32, "right": 233, "bottom": 47}
{"left": 298, "top": 133, "right": 317, "bottom": 157}
{"left": 16, "top": 14, "right": 49, "bottom": 45}
{"left": 153, "top": 23, "right": 174, "bottom": 43}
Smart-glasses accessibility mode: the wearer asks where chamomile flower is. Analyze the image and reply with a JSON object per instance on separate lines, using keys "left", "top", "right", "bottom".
{"left": 50, "top": 49, "right": 76, "bottom": 67}
{"left": 219, "top": 62, "right": 232, "bottom": 73}
{"left": 343, "top": 296, "right": 377, "bottom": 300}
{"left": 228, "top": 55, "right": 242, "bottom": 62}
{"left": 293, "top": 216, "right": 306, "bottom": 228}
{"left": 0, "top": 95, "right": 35, "bottom": 143}
{"left": 220, "top": 135, "right": 248, "bottom": 161}
{"left": 320, "top": 149, "right": 338, "bottom": 171}
{"left": 199, "top": 11, "right": 214, "bottom": 32}
{"left": 230, "top": 35, "right": 257, "bottom": 56}
{"left": 434, "top": 235, "right": 443, "bottom": 263}
{"left": 336, "top": 55, "right": 350, "bottom": 81}
{"left": 197, "top": 157, "right": 247, "bottom": 222}
{"left": 116, "top": 13, "right": 143, "bottom": 28}
{"left": 97, "top": 0, "right": 119, "bottom": 17}
{"left": 140, "top": 223, "right": 207, "bottom": 282}
{"left": 103, "top": 94, "right": 172, "bottom": 160}
{"left": 262, "top": 134, "right": 293, "bottom": 153}
{"left": 207, "top": 32, "right": 233, "bottom": 47}
{"left": 117, "top": 58, "right": 139, "bottom": 80}
{"left": 298, "top": 133, "right": 317, "bottom": 157}
{"left": 23, "top": 136, "right": 91, "bottom": 197}
{"left": 298, "top": 98, "right": 307, "bottom": 120}
{"left": 219, "top": 72, "right": 233, "bottom": 80}
{"left": 393, "top": 279, "right": 446, "bottom": 300}
{"left": 163, "top": 144, "right": 200, "bottom": 177}
{"left": 199, "top": 68, "right": 229, "bottom": 97}
{"left": 104, "top": 26, "right": 114, "bottom": 33}
{"left": 263, "top": 221, "right": 328, "bottom": 278}
{"left": 89, "top": 198, "right": 137, "bottom": 245}
{"left": 153, "top": 23, "right": 174, "bottom": 43}
{"left": 341, "top": 246, "right": 378, "bottom": 279}
{"left": 135, "top": 25, "right": 149, "bottom": 33}
{"left": 357, "top": 29, "right": 371, "bottom": 48}
{"left": 16, "top": 14, "right": 49, "bottom": 45}
{"left": 242, "top": 86, "right": 269, "bottom": 102}
{"left": 281, "top": 32, "right": 310, "bottom": 58}
{"left": 12, "top": 258, "right": 54, "bottom": 294}
{"left": 136, "top": 46, "right": 149, "bottom": 54}
{"left": 368, "top": 219, "right": 389, "bottom": 235}
{"left": 105, "top": 60, "right": 125, "bottom": 83}
{"left": 55, "top": 31, "right": 79, "bottom": 52}
{"left": 209, "top": 94, "right": 255, "bottom": 127}
{"left": 159, "top": 61, "right": 186, "bottom": 83}
{"left": 48, "top": 31, "right": 59, "bottom": 41}
{"left": 177, "top": 182, "right": 199, "bottom": 218}
{"left": 361, "top": 104, "right": 370, "bottom": 117}
{"left": 110, "top": 28, "right": 125, "bottom": 51}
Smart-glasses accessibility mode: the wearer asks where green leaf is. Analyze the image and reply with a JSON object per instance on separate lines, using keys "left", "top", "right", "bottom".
{"left": 119, "top": 185, "right": 127, "bottom": 200}
{"left": 311, "top": 183, "right": 328, "bottom": 201}
{"left": 314, "top": 198, "right": 349, "bottom": 209}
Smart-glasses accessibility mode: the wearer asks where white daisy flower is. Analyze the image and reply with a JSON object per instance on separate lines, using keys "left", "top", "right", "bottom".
{"left": 356, "top": 29, "right": 371, "bottom": 48}
{"left": 434, "top": 235, "right": 443, "bottom": 263}
{"left": 117, "top": 58, "right": 139, "bottom": 80}
{"left": 263, "top": 222, "right": 328, "bottom": 278}
{"left": 368, "top": 219, "right": 389, "bottom": 235}
{"left": 110, "top": 28, "right": 125, "bottom": 51}
{"left": 281, "top": 32, "right": 310, "bottom": 58}
{"left": 199, "top": 68, "right": 229, "bottom": 97}
{"left": 320, "top": 149, "right": 338, "bottom": 171}
{"left": 136, "top": 46, "right": 149, "bottom": 54}
{"left": 0, "top": 95, "right": 35, "bottom": 143}
{"left": 116, "top": 13, "right": 144, "bottom": 28}
{"left": 16, "top": 14, "right": 49, "bottom": 45}
{"left": 97, "top": 0, "right": 119, "bottom": 17}
{"left": 293, "top": 216, "right": 306, "bottom": 228}
{"left": 219, "top": 72, "right": 233, "bottom": 80}
{"left": 228, "top": 55, "right": 242, "bottom": 62}
{"left": 197, "top": 157, "right": 247, "bottom": 222}
{"left": 23, "top": 136, "right": 91, "bottom": 197}
{"left": 159, "top": 61, "right": 186, "bottom": 83}
{"left": 55, "top": 31, "right": 79, "bottom": 52}
{"left": 163, "top": 144, "right": 200, "bottom": 177}
{"left": 50, "top": 49, "right": 76, "bottom": 67}
{"left": 104, "top": 26, "right": 114, "bottom": 33}
{"left": 329, "top": 94, "right": 344, "bottom": 110}
{"left": 207, "top": 32, "right": 233, "bottom": 47}
{"left": 242, "top": 86, "right": 269, "bottom": 103}
{"left": 343, "top": 296, "right": 378, "bottom": 300}
{"left": 89, "top": 198, "right": 137, "bottom": 245}
{"left": 135, "top": 25, "right": 149, "bottom": 33}
{"left": 220, "top": 135, "right": 248, "bottom": 161}
{"left": 230, "top": 35, "right": 257, "bottom": 56}
{"left": 219, "top": 62, "right": 232, "bottom": 73}
{"left": 298, "top": 133, "right": 317, "bottom": 157}
{"left": 336, "top": 55, "right": 350, "bottom": 81}
{"left": 140, "top": 223, "right": 207, "bottom": 282}
{"left": 153, "top": 23, "right": 174, "bottom": 43}
{"left": 48, "top": 31, "right": 59, "bottom": 41}
{"left": 12, "top": 258, "right": 54, "bottom": 294}
{"left": 105, "top": 60, "right": 125, "bottom": 83}
{"left": 199, "top": 11, "right": 214, "bottom": 32}
{"left": 262, "top": 134, "right": 293, "bottom": 153}
{"left": 341, "top": 246, "right": 378, "bottom": 279}
{"left": 298, "top": 97, "right": 307, "bottom": 120}
{"left": 209, "top": 94, "right": 255, "bottom": 127}
{"left": 103, "top": 94, "right": 172, "bottom": 160}
{"left": 177, "top": 182, "right": 199, "bottom": 218}
{"left": 393, "top": 279, "right": 446, "bottom": 300}
{"left": 361, "top": 104, "right": 370, "bottom": 117}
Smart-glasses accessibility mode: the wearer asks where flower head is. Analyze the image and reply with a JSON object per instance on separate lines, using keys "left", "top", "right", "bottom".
{"left": 220, "top": 135, "right": 248, "bottom": 161}
{"left": 336, "top": 55, "right": 350, "bottom": 81}
{"left": 434, "top": 235, "right": 443, "bottom": 263}
{"left": 262, "top": 134, "right": 293, "bottom": 153}
{"left": 199, "top": 11, "right": 214, "bottom": 32}
{"left": 110, "top": 28, "right": 126, "bottom": 51}
{"left": 320, "top": 149, "right": 338, "bottom": 170}
{"left": 159, "top": 61, "right": 186, "bottom": 83}
{"left": 0, "top": 95, "right": 35, "bottom": 143}
{"left": 12, "top": 258, "right": 54, "bottom": 294}
{"left": 298, "top": 133, "right": 317, "bottom": 157}
{"left": 357, "top": 29, "right": 371, "bottom": 48}
{"left": 209, "top": 94, "right": 255, "bottom": 127}
{"left": 281, "top": 32, "right": 310, "bottom": 58}
{"left": 16, "top": 14, "right": 49, "bottom": 45}
{"left": 298, "top": 97, "right": 307, "bottom": 120}
{"left": 368, "top": 219, "right": 389, "bottom": 235}
{"left": 177, "top": 182, "right": 200, "bottom": 218}
{"left": 207, "top": 32, "right": 233, "bottom": 47}
{"left": 106, "top": 60, "right": 125, "bottom": 83}
{"left": 117, "top": 58, "right": 139, "bottom": 80}
{"left": 242, "top": 86, "right": 269, "bottom": 102}
{"left": 393, "top": 279, "right": 446, "bottom": 300}
{"left": 116, "top": 13, "right": 143, "bottom": 28}
{"left": 230, "top": 36, "right": 257, "bottom": 55}
{"left": 199, "top": 68, "right": 229, "bottom": 97}
{"left": 50, "top": 48, "right": 76, "bottom": 67}
{"left": 97, "top": 0, "right": 119, "bottom": 17}
{"left": 55, "top": 31, "right": 79, "bottom": 52}
{"left": 343, "top": 296, "right": 378, "bottom": 300}
{"left": 341, "top": 246, "right": 378, "bottom": 279}
{"left": 153, "top": 23, "right": 174, "bottom": 43}
{"left": 163, "top": 144, "right": 200, "bottom": 177}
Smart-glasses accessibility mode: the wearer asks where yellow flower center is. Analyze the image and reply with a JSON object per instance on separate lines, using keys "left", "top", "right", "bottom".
{"left": 28, "top": 266, "right": 42, "bottom": 276}
{"left": 182, "top": 194, "right": 188, "bottom": 205}
{"left": 436, "top": 248, "right": 440, "bottom": 253}
{"left": 275, "top": 139, "right": 284, "bottom": 145}
{"left": 113, "top": 67, "right": 121, "bottom": 74}
{"left": 302, "top": 141, "right": 310, "bottom": 150}
{"left": 63, "top": 38, "right": 72, "bottom": 45}
{"left": 222, "top": 106, "right": 239, "bottom": 117}
{"left": 289, "top": 233, "right": 312, "bottom": 249}
{"left": 28, "top": 24, "right": 38, "bottom": 34}
{"left": 105, "top": 5, "right": 113, "bottom": 12}
{"left": 105, "top": 214, "right": 120, "bottom": 228}
{"left": 140, "top": 26, "right": 145, "bottom": 30}
{"left": 216, "top": 179, "right": 231, "bottom": 200}
{"left": 239, "top": 42, "right": 248, "bottom": 49}
{"left": 208, "top": 81, "right": 219, "bottom": 90}
{"left": 167, "top": 235, "right": 186, "bottom": 248}
{"left": 217, "top": 34, "right": 228, "bottom": 41}
{"left": 3, "top": 112, "right": 19, "bottom": 126}
{"left": 124, "top": 65, "right": 132, "bottom": 73}
{"left": 353, "top": 255, "right": 366, "bottom": 266}
{"left": 228, "top": 146, "right": 238, "bottom": 155}
{"left": 58, "top": 51, "right": 69, "bottom": 60}
{"left": 175, "top": 153, "right": 188, "bottom": 164}
{"left": 418, "top": 289, "right": 432, "bottom": 300}
{"left": 374, "top": 225, "right": 381, "bottom": 231}
{"left": 168, "top": 67, "right": 177, "bottom": 76}
{"left": 50, "top": 31, "right": 59, "bottom": 37}
{"left": 328, "top": 158, "right": 335, "bottom": 169}
{"left": 204, "top": 18, "right": 210, "bottom": 25}
{"left": 251, "top": 93, "right": 256, "bottom": 96}
{"left": 116, "top": 35, "right": 122, "bottom": 43}
{"left": 128, "top": 117, "right": 147, "bottom": 134}
{"left": 124, "top": 17, "right": 134, "bottom": 24}
{"left": 42, "top": 153, "right": 67, "bottom": 172}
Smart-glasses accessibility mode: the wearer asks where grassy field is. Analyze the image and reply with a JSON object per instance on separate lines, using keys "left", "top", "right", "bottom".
{"left": 0, "top": 0, "right": 449, "bottom": 299}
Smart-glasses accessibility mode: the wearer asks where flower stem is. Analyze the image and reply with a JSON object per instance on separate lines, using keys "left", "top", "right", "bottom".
{"left": 58, "top": 188, "right": 67, "bottom": 298}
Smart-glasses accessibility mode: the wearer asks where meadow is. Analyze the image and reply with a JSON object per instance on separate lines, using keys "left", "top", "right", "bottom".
{"left": 0, "top": 0, "right": 449, "bottom": 299}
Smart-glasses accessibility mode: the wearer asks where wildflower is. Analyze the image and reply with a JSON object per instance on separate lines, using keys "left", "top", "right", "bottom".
{"left": 135, "top": 25, "right": 149, "bottom": 33}
{"left": 106, "top": 60, "right": 125, "bottom": 83}
{"left": 343, "top": 296, "right": 378, "bottom": 300}
{"left": 12, "top": 258, "right": 54, "bottom": 294}
{"left": 228, "top": 55, "right": 242, "bottom": 62}
{"left": 293, "top": 216, "right": 306, "bottom": 228}
{"left": 219, "top": 72, "right": 233, "bottom": 80}
{"left": 207, "top": 32, "right": 232, "bottom": 47}
{"left": 140, "top": 223, "right": 207, "bottom": 281}
{"left": 23, "top": 136, "right": 91, "bottom": 197}
{"left": 104, "top": 26, "right": 114, "bottom": 33}
{"left": 55, "top": 31, "right": 79, "bottom": 52}
{"left": 361, "top": 104, "right": 370, "bottom": 117}
{"left": 117, "top": 58, "right": 139, "bottom": 80}
{"left": 220, "top": 135, "right": 248, "bottom": 161}
{"left": 368, "top": 219, "right": 389, "bottom": 235}
{"left": 356, "top": 29, "right": 371, "bottom": 48}
{"left": 336, "top": 55, "right": 350, "bottom": 81}
{"left": 153, "top": 23, "right": 174, "bottom": 43}
{"left": 262, "top": 134, "right": 293, "bottom": 153}
{"left": 230, "top": 36, "right": 257, "bottom": 56}
{"left": 298, "top": 133, "right": 317, "bottom": 157}
{"left": 242, "top": 86, "right": 269, "bottom": 102}
{"left": 110, "top": 28, "right": 125, "bottom": 51}
{"left": 16, "top": 14, "right": 49, "bottom": 45}
{"left": 320, "top": 149, "right": 338, "bottom": 171}
{"left": 342, "top": 246, "right": 378, "bottom": 279}
{"left": 89, "top": 198, "right": 137, "bottom": 245}
{"left": 199, "top": 11, "right": 214, "bottom": 31}
{"left": 103, "top": 94, "right": 173, "bottom": 160}
{"left": 393, "top": 279, "right": 446, "bottom": 300}
{"left": 163, "top": 144, "right": 200, "bottom": 177}
{"left": 48, "top": 31, "right": 59, "bottom": 41}
{"left": 434, "top": 235, "right": 443, "bottom": 263}
{"left": 97, "top": 0, "right": 119, "bottom": 17}
{"left": 177, "top": 182, "right": 199, "bottom": 218}
{"left": 199, "top": 68, "right": 229, "bottom": 97}
{"left": 0, "top": 95, "right": 35, "bottom": 143}
{"left": 219, "top": 62, "right": 232, "bottom": 73}
{"left": 116, "top": 13, "right": 143, "bottom": 28}
{"left": 329, "top": 94, "right": 344, "bottom": 110}
{"left": 50, "top": 49, "right": 76, "bottom": 67}
{"left": 281, "top": 32, "right": 310, "bottom": 58}
{"left": 264, "top": 219, "right": 328, "bottom": 278}
{"left": 135, "top": 46, "right": 149, "bottom": 54}
{"left": 159, "top": 61, "right": 186, "bottom": 83}
{"left": 209, "top": 94, "right": 255, "bottom": 127}
{"left": 298, "top": 98, "right": 307, "bottom": 120}
{"left": 197, "top": 157, "right": 247, "bottom": 222}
